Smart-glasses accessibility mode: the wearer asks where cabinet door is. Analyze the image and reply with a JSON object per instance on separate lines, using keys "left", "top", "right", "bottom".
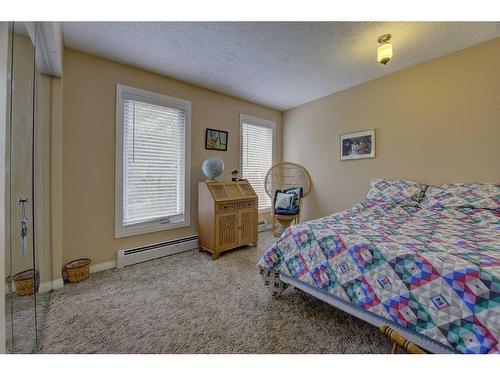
{"left": 238, "top": 208, "right": 257, "bottom": 245}
{"left": 215, "top": 212, "right": 239, "bottom": 251}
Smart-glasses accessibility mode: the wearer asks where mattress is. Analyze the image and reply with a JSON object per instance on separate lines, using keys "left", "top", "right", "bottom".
{"left": 257, "top": 199, "right": 500, "bottom": 354}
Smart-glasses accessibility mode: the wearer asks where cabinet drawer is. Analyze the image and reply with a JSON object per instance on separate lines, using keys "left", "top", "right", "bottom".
{"left": 216, "top": 200, "right": 255, "bottom": 213}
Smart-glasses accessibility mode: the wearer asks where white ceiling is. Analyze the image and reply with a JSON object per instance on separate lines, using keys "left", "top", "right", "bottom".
{"left": 61, "top": 22, "right": 499, "bottom": 111}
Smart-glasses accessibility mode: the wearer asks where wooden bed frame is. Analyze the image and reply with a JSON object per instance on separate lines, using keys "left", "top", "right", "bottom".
{"left": 281, "top": 274, "right": 456, "bottom": 354}
{"left": 379, "top": 325, "right": 426, "bottom": 354}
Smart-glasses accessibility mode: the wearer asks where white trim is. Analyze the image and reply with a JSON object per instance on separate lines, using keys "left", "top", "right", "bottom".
{"left": 5, "top": 277, "right": 64, "bottom": 295}
{"left": 257, "top": 220, "right": 272, "bottom": 232}
{"left": 39, "top": 280, "right": 54, "bottom": 294}
{"left": 4, "top": 260, "right": 117, "bottom": 295}
{"left": 239, "top": 114, "right": 276, "bottom": 212}
{"left": 116, "top": 236, "right": 198, "bottom": 268}
{"left": 25, "top": 22, "right": 63, "bottom": 77}
{"left": 90, "top": 260, "right": 116, "bottom": 274}
{"left": 41, "top": 278, "right": 64, "bottom": 292}
{"left": 51, "top": 278, "right": 64, "bottom": 290}
{"left": 0, "top": 22, "right": 8, "bottom": 354}
{"left": 115, "top": 84, "right": 191, "bottom": 238}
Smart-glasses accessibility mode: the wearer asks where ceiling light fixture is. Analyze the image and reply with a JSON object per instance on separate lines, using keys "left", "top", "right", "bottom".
{"left": 377, "top": 34, "right": 392, "bottom": 65}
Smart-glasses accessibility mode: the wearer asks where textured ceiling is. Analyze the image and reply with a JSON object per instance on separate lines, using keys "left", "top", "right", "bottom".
{"left": 61, "top": 22, "right": 499, "bottom": 110}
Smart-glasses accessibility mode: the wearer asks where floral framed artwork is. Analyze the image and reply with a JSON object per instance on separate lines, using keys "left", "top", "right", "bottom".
{"left": 205, "top": 128, "right": 228, "bottom": 151}
{"left": 340, "top": 129, "right": 375, "bottom": 160}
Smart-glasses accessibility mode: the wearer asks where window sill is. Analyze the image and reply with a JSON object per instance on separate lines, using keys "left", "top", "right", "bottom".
{"left": 115, "top": 219, "right": 190, "bottom": 239}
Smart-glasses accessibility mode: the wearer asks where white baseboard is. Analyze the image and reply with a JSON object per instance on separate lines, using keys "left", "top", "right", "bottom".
{"left": 258, "top": 224, "right": 273, "bottom": 232}
{"left": 4, "top": 261, "right": 115, "bottom": 295}
{"left": 51, "top": 278, "right": 64, "bottom": 289}
{"left": 6, "top": 238, "right": 229, "bottom": 295}
{"left": 90, "top": 260, "right": 116, "bottom": 274}
{"left": 48, "top": 261, "right": 115, "bottom": 292}
{"left": 258, "top": 220, "right": 272, "bottom": 232}
{"left": 5, "top": 277, "right": 64, "bottom": 294}
{"left": 39, "top": 280, "right": 53, "bottom": 293}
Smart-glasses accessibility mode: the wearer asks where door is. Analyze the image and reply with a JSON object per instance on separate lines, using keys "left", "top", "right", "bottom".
{"left": 238, "top": 208, "right": 257, "bottom": 245}
{"left": 4, "top": 21, "right": 44, "bottom": 354}
{"left": 215, "top": 212, "right": 239, "bottom": 251}
{"left": 1, "top": 21, "right": 55, "bottom": 354}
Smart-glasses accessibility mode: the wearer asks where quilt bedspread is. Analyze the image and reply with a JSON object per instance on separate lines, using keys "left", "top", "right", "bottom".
{"left": 257, "top": 200, "right": 500, "bottom": 354}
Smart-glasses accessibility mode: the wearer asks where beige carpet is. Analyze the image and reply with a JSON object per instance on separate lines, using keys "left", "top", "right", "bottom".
{"left": 37, "top": 231, "right": 392, "bottom": 353}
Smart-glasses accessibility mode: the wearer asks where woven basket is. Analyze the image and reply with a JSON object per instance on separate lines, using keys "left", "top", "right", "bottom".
{"left": 12, "top": 269, "right": 39, "bottom": 297}
{"left": 65, "top": 258, "right": 91, "bottom": 283}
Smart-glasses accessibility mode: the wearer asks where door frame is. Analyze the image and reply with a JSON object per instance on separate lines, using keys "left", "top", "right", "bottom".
{"left": 0, "top": 21, "right": 11, "bottom": 355}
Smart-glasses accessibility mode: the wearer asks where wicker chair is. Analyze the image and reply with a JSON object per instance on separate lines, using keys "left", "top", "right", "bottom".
{"left": 264, "top": 162, "right": 311, "bottom": 237}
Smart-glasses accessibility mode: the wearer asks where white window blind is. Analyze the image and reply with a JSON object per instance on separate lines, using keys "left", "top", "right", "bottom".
{"left": 116, "top": 85, "right": 191, "bottom": 237}
{"left": 241, "top": 117, "right": 275, "bottom": 210}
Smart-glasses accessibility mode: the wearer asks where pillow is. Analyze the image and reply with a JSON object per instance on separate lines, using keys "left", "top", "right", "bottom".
{"left": 366, "top": 179, "right": 427, "bottom": 206}
{"left": 421, "top": 183, "right": 500, "bottom": 210}
{"left": 274, "top": 188, "right": 303, "bottom": 215}
{"left": 274, "top": 192, "right": 294, "bottom": 212}
{"left": 284, "top": 186, "right": 303, "bottom": 209}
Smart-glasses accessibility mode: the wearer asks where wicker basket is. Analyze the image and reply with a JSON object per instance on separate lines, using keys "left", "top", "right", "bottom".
{"left": 12, "top": 269, "right": 39, "bottom": 297}
{"left": 64, "top": 258, "right": 91, "bottom": 283}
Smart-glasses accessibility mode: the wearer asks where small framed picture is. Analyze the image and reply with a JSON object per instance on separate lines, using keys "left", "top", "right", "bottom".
{"left": 205, "top": 128, "right": 228, "bottom": 151}
{"left": 340, "top": 129, "right": 375, "bottom": 160}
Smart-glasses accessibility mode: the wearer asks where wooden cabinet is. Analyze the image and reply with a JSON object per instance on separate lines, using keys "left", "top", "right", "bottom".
{"left": 238, "top": 208, "right": 257, "bottom": 245}
{"left": 198, "top": 181, "right": 258, "bottom": 259}
{"left": 216, "top": 212, "right": 238, "bottom": 251}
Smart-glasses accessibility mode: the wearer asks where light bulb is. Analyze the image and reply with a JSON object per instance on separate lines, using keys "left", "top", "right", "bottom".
{"left": 377, "top": 42, "right": 392, "bottom": 65}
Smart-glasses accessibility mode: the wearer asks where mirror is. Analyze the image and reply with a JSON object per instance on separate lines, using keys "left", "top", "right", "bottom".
{"left": 5, "top": 21, "right": 37, "bottom": 353}
{"left": 5, "top": 21, "right": 53, "bottom": 354}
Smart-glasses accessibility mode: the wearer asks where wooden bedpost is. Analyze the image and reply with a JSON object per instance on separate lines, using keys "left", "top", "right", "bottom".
{"left": 379, "top": 325, "right": 426, "bottom": 354}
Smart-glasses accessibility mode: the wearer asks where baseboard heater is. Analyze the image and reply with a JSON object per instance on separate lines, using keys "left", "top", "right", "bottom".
{"left": 258, "top": 219, "right": 271, "bottom": 232}
{"left": 116, "top": 235, "right": 198, "bottom": 268}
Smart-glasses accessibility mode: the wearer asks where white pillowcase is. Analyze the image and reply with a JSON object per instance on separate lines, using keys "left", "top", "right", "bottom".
{"left": 275, "top": 192, "right": 295, "bottom": 211}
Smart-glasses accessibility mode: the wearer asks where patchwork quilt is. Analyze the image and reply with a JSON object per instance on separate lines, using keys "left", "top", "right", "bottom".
{"left": 257, "top": 200, "right": 500, "bottom": 354}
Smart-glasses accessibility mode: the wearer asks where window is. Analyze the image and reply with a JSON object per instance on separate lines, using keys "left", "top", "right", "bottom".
{"left": 115, "top": 84, "right": 191, "bottom": 238}
{"left": 240, "top": 114, "right": 276, "bottom": 211}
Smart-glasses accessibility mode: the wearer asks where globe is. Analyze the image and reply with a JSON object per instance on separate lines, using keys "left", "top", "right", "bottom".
{"left": 202, "top": 156, "right": 224, "bottom": 180}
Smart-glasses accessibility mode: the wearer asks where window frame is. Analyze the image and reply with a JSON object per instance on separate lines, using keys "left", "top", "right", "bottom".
{"left": 239, "top": 114, "right": 276, "bottom": 213}
{"left": 115, "top": 84, "right": 191, "bottom": 238}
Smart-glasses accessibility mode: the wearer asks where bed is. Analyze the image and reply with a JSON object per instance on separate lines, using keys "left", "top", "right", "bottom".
{"left": 257, "top": 180, "right": 500, "bottom": 354}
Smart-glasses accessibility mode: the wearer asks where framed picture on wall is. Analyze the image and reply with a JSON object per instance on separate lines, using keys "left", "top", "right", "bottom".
{"left": 205, "top": 128, "right": 228, "bottom": 151}
{"left": 340, "top": 129, "right": 375, "bottom": 160}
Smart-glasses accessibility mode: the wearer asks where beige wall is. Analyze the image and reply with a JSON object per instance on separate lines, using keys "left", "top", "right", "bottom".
{"left": 283, "top": 38, "right": 500, "bottom": 221}
{"left": 62, "top": 49, "right": 282, "bottom": 265}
